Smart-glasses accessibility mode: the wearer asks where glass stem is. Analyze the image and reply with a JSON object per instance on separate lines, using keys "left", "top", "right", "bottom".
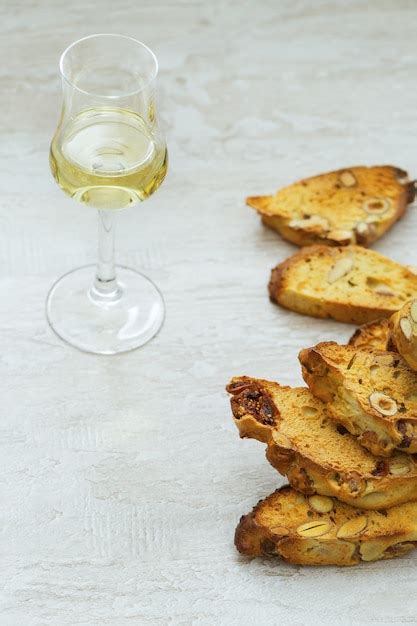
{"left": 90, "top": 210, "right": 122, "bottom": 303}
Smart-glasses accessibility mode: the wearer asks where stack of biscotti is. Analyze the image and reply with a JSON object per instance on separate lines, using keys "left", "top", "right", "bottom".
{"left": 227, "top": 165, "right": 417, "bottom": 566}
{"left": 226, "top": 326, "right": 417, "bottom": 566}
{"left": 247, "top": 166, "right": 417, "bottom": 325}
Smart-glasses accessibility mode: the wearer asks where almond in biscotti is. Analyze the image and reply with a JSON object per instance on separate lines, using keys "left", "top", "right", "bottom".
{"left": 374, "top": 284, "right": 395, "bottom": 297}
{"left": 308, "top": 495, "right": 334, "bottom": 513}
{"left": 354, "top": 221, "right": 377, "bottom": 245}
{"left": 339, "top": 170, "right": 357, "bottom": 187}
{"left": 299, "top": 341, "right": 417, "bottom": 456}
{"left": 288, "top": 215, "right": 329, "bottom": 232}
{"left": 400, "top": 317, "right": 413, "bottom": 340}
{"left": 355, "top": 221, "right": 369, "bottom": 235}
{"left": 327, "top": 255, "right": 354, "bottom": 284}
{"left": 373, "top": 353, "right": 394, "bottom": 366}
{"left": 389, "top": 456, "right": 411, "bottom": 476}
{"left": 235, "top": 487, "right": 417, "bottom": 565}
{"left": 389, "top": 300, "right": 417, "bottom": 372}
{"left": 296, "top": 520, "right": 332, "bottom": 538}
{"left": 247, "top": 166, "right": 415, "bottom": 248}
{"left": 336, "top": 516, "right": 368, "bottom": 539}
{"left": 269, "top": 245, "right": 417, "bottom": 325}
{"left": 327, "top": 230, "right": 353, "bottom": 245}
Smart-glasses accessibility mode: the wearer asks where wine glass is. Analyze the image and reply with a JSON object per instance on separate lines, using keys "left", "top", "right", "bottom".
{"left": 47, "top": 34, "right": 167, "bottom": 354}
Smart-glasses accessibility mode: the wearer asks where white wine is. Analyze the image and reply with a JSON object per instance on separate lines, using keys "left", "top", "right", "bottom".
{"left": 50, "top": 107, "right": 168, "bottom": 209}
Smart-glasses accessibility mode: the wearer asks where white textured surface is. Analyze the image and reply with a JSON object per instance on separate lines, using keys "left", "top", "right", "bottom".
{"left": 2, "top": 1, "right": 417, "bottom": 624}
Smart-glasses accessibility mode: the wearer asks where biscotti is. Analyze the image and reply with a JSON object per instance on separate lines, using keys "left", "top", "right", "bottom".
{"left": 390, "top": 300, "right": 417, "bottom": 371}
{"left": 235, "top": 486, "right": 417, "bottom": 566}
{"left": 247, "top": 165, "right": 414, "bottom": 247}
{"left": 269, "top": 245, "right": 417, "bottom": 324}
{"left": 227, "top": 376, "right": 417, "bottom": 509}
{"left": 348, "top": 318, "right": 391, "bottom": 350}
{"left": 300, "top": 341, "right": 417, "bottom": 456}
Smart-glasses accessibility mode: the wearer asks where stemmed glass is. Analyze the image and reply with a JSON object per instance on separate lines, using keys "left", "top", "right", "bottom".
{"left": 47, "top": 34, "right": 167, "bottom": 354}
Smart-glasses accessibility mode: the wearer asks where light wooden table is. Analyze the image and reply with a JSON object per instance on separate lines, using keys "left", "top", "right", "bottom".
{"left": 2, "top": 1, "right": 417, "bottom": 624}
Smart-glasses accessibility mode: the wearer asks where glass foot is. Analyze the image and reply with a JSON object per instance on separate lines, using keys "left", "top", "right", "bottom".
{"left": 46, "top": 265, "right": 165, "bottom": 354}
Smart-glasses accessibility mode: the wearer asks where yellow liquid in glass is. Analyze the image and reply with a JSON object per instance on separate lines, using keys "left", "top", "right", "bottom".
{"left": 50, "top": 107, "right": 168, "bottom": 209}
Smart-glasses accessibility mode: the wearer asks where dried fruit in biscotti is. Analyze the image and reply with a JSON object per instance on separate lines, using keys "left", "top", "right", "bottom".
{"left": 226, "top": 376, "right": 417, "bottom": 508}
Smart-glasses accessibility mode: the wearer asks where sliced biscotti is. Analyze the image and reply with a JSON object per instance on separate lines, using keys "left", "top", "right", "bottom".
{"left": 269, "top": 245, "right": 417, "bottom": 324}
{"left": 390, "top": 300, "right": 417, "bottom": 371}
{"left": 227, "top": 376, "right": 417, "bottom": 509}
{"left": 300, "top": 341, "right": 417, "bottom": 456}
{"left": 247, "top": 166, "right": 414, "bottom": 248}
{"left": 235, "top": 485, "right": 417, "bottom": 566}
{"left": 348, "top": 318, "right": 391, "bottom": 350}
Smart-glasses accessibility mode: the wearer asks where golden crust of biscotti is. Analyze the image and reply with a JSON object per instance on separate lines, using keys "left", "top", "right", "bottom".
{"left": 390, "top": 300, "right": 417, "bottom": 371}
{"left": 349, "top": 317, "right": 398, "bottom": 353}
{"left": 348, "top": 318, "right": 391, "bottom": 350}
{"left": 227, "top": 376, "right": 417, "bottom": 509}
{"left": 269, "top": 245, "right": 417, "bottom": 325}
{"left": 235, "top": 486, "right": 417, "bottom": 566}
{"left": 247, "top": 165, "right": 414, "bottom": 248}
{"left": 299, "top": 341, "right": 417, "bottom": 456}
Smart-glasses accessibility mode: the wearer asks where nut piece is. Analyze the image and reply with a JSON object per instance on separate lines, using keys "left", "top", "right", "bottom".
{"left": 359, "top": 542, "right": 383, "bottom": 562}
{"left": 389, "top": 457, "right": 410, "bottom": 476}
{"left": 327, "top": 229, "right": 353, "bottom": 244}
{"left": 355, "top": 221, "right": 369, "bottom": 235}
{"left": 339, "top": 170, "right": 357, "bottom": 187}
{"left": 363, "top": 197, "right": 391, "bottom": 215}
{"left": 308, "top": 495, "right": 334, "bottom": 514}
{"left": 410, "top": 300, "right": 417, "bottom": 323}
{"left": 400, "top": 317, "right": 413, "bottom": 340}
{"left": 336, "top": 515, "right": 368, "bottom": 539}
{"left": 296, "top": 520, "right": 332, "bottom": 538}
{"left": 288, "top": 215, "right": 330, "bottom": 232}
{"left": 373, "top": 353, "right": 394, "bottom": 366}
{"left": 270, "top": 526, "right": 289, "bottom": 536}
{"left": 365, "top": 215, "right": 380, "bottom": 224}
{"left": 369, "top": 392, "right": 398, "bottom": 417}
{"left": 355, "top": 221, "right": 377, "bottom": 245}
{"left": 271, "top": 431, "right": 293, "bottom": 449}
{"left": 327, "top": 256, "right": 354, "bottom": 284}
{"left": 374, "top": 284, "right": 395, "bottom": 296}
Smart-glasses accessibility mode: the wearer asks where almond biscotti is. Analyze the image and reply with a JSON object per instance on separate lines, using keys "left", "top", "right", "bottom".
{"left": 390, "top": 299, "right": 417, "bottom": 371}
{"left": 300, "top": 341, "right": 417, "bottom": 456}
{"left": 235, "top": 486, "right": 417, "bottom": 566}
{"left": 269, "top": 245, "right": 417, "bottom": 324}
{"left": 247, "top": 165, "right": 414, "bottom": 248}
{"left": 227, "top": 376, "right": 417, "bottom": 509}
